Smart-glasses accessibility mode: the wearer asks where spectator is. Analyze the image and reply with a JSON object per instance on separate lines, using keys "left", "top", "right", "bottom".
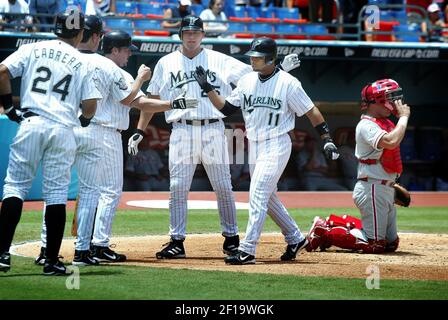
{"left": 265, "top": 0, "right": 284, "bottom": 7}
{"left": 29, "top": 0, "right": 63, "bottom": 32}
{"left": 338, "top": 133, "right": 358, "bottom": 190}
{"left": 296, "top": 135, "right": 348, "bottom": 191}
{"left": 124, "top": 146, "right": 169, "bottom": 191}
{"left": 339, "top": 0, "right": 368, "bottom": 35}
{"left": 0, "top": 0, "right": 33, "bottom": 31}
{"left": 162, "top": 0, "right": 192, "bottom": 36}
{"left": 235, "top": 0, "right": 263, "bottom": 7}
{"left": 309, "top": 0, "right": 333, "bottom": 23}
{"left": 421, "top": 3, "right": 445, "bottom": 42}
{"left": 287, "top": 0, "right": 309, "bottom": 20}
{"left": 199, "top": 0, "right": 228, "bottom": 37}
{"left": 85, "top": 0, "right": 115, "bottom": 16}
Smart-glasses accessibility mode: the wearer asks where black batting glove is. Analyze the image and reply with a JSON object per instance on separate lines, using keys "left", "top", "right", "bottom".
{"left": 193, "top": 66, "right": 213, "bottom": 93}
{"left": 323, "top": 137, "right": 340, "bottom": 160}
{"left": 79, "top": 114, "right": 93, "bottom": 127}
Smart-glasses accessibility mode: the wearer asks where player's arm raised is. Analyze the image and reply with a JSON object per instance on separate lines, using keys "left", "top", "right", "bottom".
{"left": 377, "top": 99, "right": 410, "bottom": 149}
{"left": 121, "top": 64, "right": 152, "bottom": 106}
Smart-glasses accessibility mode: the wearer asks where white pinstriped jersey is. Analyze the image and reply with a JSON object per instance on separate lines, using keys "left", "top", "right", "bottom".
{"left": 1, "top": 39, "right": 101, "bottom": 127}
{"left": 355, "top": 116, "right": 399, "bottom": 181}
{"left": 226, "top": 69, "right": 314, "bottom": 141}
{"left": 85, "top": 53, "right": 141, "bottom": 130}
{"left": 146, "top": 48, "right": 251, "bottom": 123}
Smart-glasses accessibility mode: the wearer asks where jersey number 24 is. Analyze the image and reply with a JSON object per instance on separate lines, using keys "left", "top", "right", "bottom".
{"left": 31, "top": 66, "right": 72, "bottom": 101}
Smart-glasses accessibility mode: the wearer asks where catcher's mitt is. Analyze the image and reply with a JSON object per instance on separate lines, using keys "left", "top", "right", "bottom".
{"left": 393, "top": 183, "right": 411, "bottom": 207}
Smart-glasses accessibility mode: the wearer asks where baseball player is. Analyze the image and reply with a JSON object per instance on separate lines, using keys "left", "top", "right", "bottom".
{"left": 34, "top": 25, "right": 198, "bottom": 266}
{"left": 306, "top": 79, "right": 410, "bottom": 254}
{"left": 128, "top": 16, "right": 301, "bottom": 260}
{"left": 194, "top": 37, "right": 340, "bottom": 264}
{"left": 0, "top": 10, "right": 102, "bottom": 275}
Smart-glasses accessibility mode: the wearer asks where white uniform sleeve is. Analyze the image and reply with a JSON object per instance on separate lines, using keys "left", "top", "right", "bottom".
{"left": 110, "top": 68, "right": 133, "bottom": 102}
{"left": 146, "top": 62, "right": 163, "bottom": 96}
{"left": 225, "top": 86, "right": 242, "bottom": 108}
{"left": 222, "top": 56, "right": 252, "bottom": 86}
{"left": 1, "top": 43, "right": 32, "bottom": 78}
{"left": 358, "top": 119, "right": 387, "bottom": 151}
{"left": 287, "top": 78, "right": 314, "bottom": 117}
{"left": 81, "top": 65, "right": 102, "bottom": 101}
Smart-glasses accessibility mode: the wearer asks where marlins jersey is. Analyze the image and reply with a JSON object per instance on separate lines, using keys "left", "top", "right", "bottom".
{"left": 226, "top": 69, "right": 314, "bottom": 141}
{"left": 146, "top": 48, "right": 251, "bottom": 123}
{"left": 83, "top": 53, "right": 141, "bottom": 130}
{"left": 355, "top": 115, "right": 399, "bottom": 181}
{"left": 1, "top": 39, "right": 101, "bottom": 127}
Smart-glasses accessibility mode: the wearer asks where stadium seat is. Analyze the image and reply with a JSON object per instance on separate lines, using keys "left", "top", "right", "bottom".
{"left": 393, "top": 23, "right": 421, "bottom": 42}
{"left": 302, "top": 24, "right": 336, "bottom": 40}
{"left": 274, "top": 7, "right": 300, "bottom": 20}
{"left": 233, "top": 6, "right": 247, "bottom": 18}
{"left": 246, "top": 6, "right": 261, "bottom": 19}
{"left": 277, "top": 19, "right": 307, "bottom": 39}
{"left": 228, "top": 16, "right": 253, "bottom": 33}
{"left": 104, "top": 18, "right": 133, "bottom": 34}
{"left": 116, "top": 1, "right": 137, "bottom": 15}
{"left": 190, "top": 4, "right": 205, "bottom": 16}
{"left": 372, "top": 20, "right": 400, "bottom": 41}
{"left": 137, "top": 3, "right": 164, "bottom": 16}
{"left": 249, "top": 17, "right": 280, "bottom": 37}
{"left": 260, "top": 6, "right": 275, "bottom": 18}
{"left": 134, "top": 19, "right": 162, "bottom": 33}
{"left": 144, "top": 30, "right": 170, "bottom": 37}
{"left": 380, "top": 10, "right": 396, "bottom": 21}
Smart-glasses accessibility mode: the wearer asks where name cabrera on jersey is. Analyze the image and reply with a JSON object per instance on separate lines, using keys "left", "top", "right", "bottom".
{"left": 84, "top": 53, "right": 141, "bottom": 130}
{"left": 355, "top": 118, "right": 398, "bottom": 181}
{"left": 1, "top": 40, "right": 101, "bottom": 127}
{"left": 146, "top": 48, "right": 251, "bottom": 123}
{"left": 226, "top": 70, "right": 314, "bottom": 141}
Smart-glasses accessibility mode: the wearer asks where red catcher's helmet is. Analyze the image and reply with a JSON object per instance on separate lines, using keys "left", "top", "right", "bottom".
{"left": 361, "top": 79, "right": 403, "bottom": 113}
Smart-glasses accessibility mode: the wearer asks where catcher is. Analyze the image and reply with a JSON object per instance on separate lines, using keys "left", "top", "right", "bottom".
{"left": 306, "top": 79, "right": 411, "bottom": 254}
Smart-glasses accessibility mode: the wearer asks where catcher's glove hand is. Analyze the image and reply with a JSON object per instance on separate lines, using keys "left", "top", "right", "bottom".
{"left": 128, "top": 129, "right": 145, "bottom": 156}
{"left": 171, "top": 89, "right": 198, "bottom": 109}
{"left": 393, "top": 183, "right": 411, "bottom": 207}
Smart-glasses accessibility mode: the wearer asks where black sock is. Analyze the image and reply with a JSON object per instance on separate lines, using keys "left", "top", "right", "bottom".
{"left": 0, "top": 197, "right": 23, "bottom": 254}
{"left": 44, "top": 204, "right": 66, "bottom": 263}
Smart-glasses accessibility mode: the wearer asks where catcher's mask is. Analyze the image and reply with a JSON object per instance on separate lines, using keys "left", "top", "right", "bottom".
{"left": 361, "top": 79, "right": 403, "bottom": 115}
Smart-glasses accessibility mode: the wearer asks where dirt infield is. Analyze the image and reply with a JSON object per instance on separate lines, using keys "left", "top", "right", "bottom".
{"left": 13, "top": 232, "right": 448, "bottom": 281}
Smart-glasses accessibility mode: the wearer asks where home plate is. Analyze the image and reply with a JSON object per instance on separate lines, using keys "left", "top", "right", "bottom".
{"left": 127, "top": 200, "right": 250, "bottom": 210}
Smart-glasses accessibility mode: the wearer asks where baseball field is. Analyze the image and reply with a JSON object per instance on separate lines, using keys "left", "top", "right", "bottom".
{"left": 1, "top": 191, "right": 447, "bottom": 300}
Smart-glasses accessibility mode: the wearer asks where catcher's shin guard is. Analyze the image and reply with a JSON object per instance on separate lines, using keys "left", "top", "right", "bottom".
{"left": 326, "top": 227, "right": 386, "bottom": 253}
{"left": 305, "top": 216, "right": 330, "bottom": 252}
{"left": 327, "top": 214, "right": 362, "bottom": 229}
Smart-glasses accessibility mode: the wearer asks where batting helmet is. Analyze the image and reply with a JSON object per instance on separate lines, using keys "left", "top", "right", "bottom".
{"left": 178, "top": 15, "right": 204, "bottom": 39}
{"left": 81, "top": 15, "right": 103, "bottom": 43}
{"left": 361, "top": 79, "right": 403, "bottom": 112}
{"left": 245, "top": 37, "right": 277, "bottom": 64}
{"left": 54, "top": 10, "right": 85, "bottom": 39}
{"left": 101, "top": 30, "right": 138, "bottom": 54}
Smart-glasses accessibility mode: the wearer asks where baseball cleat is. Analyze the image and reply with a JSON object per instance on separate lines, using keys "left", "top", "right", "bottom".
{"left": 156, "top": 239, "right": 186, "bottom": 259}
{"left": 224, "top": 250, "right": 255, "bottom": 265}
{"left": 72, "top": 249, "right": 99, "bottom": 266}
{"left": 223, "top": 235, "right": 239, "bottom": 256}
{"left": 91, "top": 245, "right": 127, "bottom": 263}
{"left": 280, "top": 238, "right": 309, "bottom": 261}
{"left": 34, "top": 247, "right": 46, "bottom": 266}
{"left": 0, "top": 252, "right": 11, "bottom": 273}
{"left": 43, "top": 259, "right": 73, "bottom": 276}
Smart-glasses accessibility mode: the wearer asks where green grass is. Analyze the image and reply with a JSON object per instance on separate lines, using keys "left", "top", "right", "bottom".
{"left": 2, "top": 207, "right": 447, "bottom": 300}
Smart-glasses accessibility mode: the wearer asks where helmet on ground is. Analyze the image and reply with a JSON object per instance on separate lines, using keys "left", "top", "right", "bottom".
{"left": 101, "top": 30, "right": 138, "bottom": 54}
{"left": 81, "top": 15, "right": 103, "bottom": 42}
{"left": 361, "top": 79, "right": 403, "bottom": 112}
{"left": 178, "top": 15, "right": 204, "bottom": 39}
{"left": 54, "top": 10, "right": 85, "bottom": 39}
{"left": 245, "top": 37, "right": 277, "bottom": 64}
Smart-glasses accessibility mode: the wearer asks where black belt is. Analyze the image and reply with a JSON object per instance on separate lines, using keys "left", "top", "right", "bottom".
{"left": 177, "top": 119, "right": 220, "bottom": 126}
{"left": 22, "top": 111, "right": 38, "bottom": 118}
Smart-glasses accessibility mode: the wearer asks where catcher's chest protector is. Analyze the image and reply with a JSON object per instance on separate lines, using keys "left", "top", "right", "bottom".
{"left": 362, "top": 116, "right": 403, "bottom": 174}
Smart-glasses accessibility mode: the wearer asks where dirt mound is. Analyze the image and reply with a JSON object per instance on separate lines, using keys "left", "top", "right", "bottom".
{"left": 13, "top": 233, "right": 448, "bottom": 281}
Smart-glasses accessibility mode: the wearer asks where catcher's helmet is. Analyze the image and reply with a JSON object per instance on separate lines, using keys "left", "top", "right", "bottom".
{"left": 178, "top": 15, "right": 204, "bottom": 39}
{"left": 54, "top": 10, "right": 85, "bottom": 39}
{"left": 245, "top": 37, "right": 277, "bottom": 64}
{"left": 81, "top": 15, "right": 103, "bottom": 42}
{"left": 361, "top": 79, "right": 403, "bottom": 113}
{"left": 101, "top": 30, "right": 138, "bottom": 54}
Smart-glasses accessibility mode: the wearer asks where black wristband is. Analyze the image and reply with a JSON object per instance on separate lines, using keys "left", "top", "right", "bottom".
{"left": 323, "top": 137, "right": 334, "bottom": 144}
{"left": 0, "top": 93, "right": 13, "bottom": 109}
{"left": 314, "top": 122, "right": 330, "bottom": 136}
{"left": 79, "top": 114, "right": 92, "bottom": 127}
{"left": 135, "top": 129, "right": 145, "bottom": 136}
{"left": 276, "top": 63, "right": 283, "bottom": 70}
